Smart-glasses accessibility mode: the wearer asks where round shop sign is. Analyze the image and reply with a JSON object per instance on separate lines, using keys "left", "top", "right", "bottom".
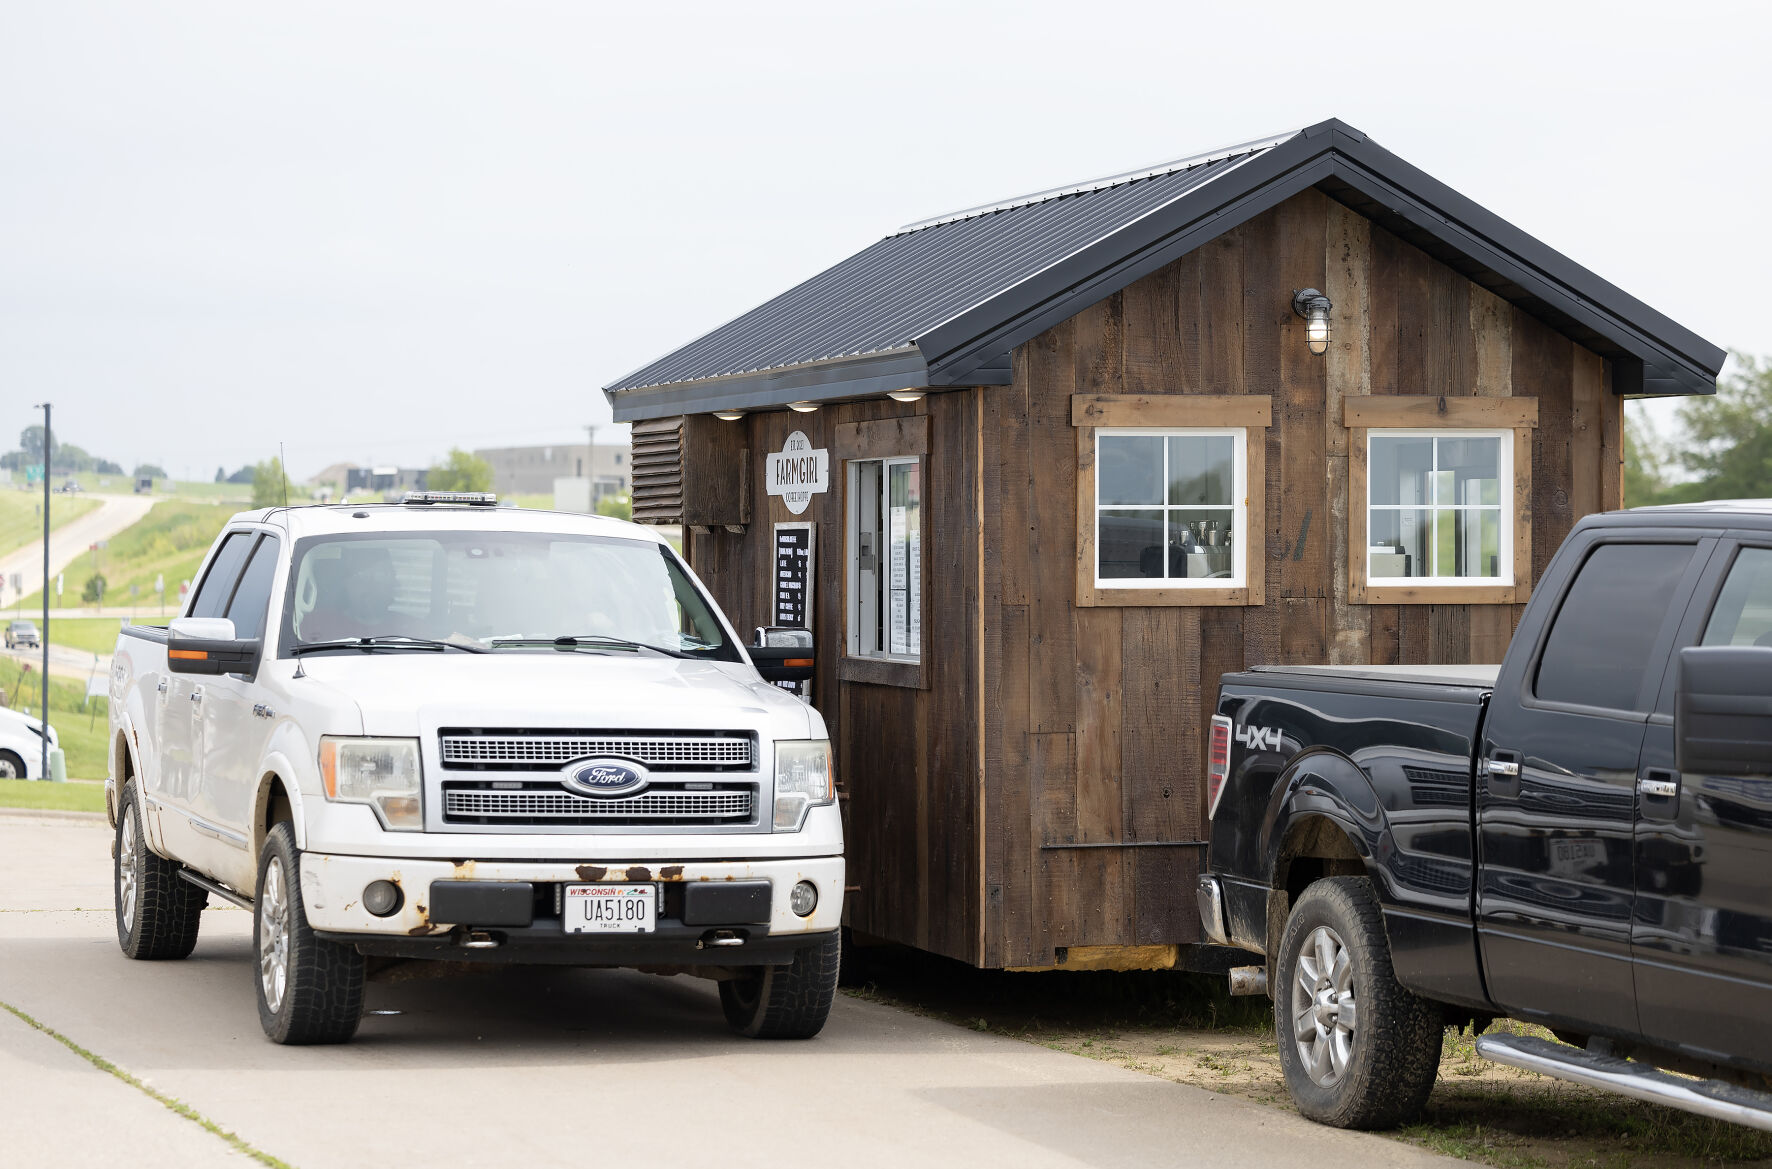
{"left": 765, "top": 430, "right": 829, "bottom": 516}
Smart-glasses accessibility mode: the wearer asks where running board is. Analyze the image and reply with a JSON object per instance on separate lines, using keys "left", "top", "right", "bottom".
{"left": 1477, "top": 1033, "right": 1772, "bottom": 1133}
{"left": 176, "top": 868, "right": 253, "bottom": 911}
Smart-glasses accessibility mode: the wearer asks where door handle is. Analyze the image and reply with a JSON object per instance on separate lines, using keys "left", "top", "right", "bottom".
{"left": 1485, "top": 750, "right": 1523, "bottom": 798}
{"left": 1638, "top": 770, "right": 1679, "bottom": 800}
{"left": 156, "top": 679, "right": 168, "bottom": 694}
{"left": 190, "top": 689, "right": 204, "bottom": 703}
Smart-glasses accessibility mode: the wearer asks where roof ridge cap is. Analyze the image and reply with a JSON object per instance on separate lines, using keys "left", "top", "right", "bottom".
{"left": 888, "top": 127, "right": 1304, "bottom": 236}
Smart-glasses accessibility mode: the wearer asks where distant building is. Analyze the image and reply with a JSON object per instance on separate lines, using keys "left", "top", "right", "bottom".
{"left": 345, "top": 466, "right": 428, "bottom": 496}
{"left": 474, "top": 441, "right": 630, "bottom": 502}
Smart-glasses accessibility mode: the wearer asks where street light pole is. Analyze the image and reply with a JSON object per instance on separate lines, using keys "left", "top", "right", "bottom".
{"left": 37, "top": 401, "right": 50, "bottom": 783}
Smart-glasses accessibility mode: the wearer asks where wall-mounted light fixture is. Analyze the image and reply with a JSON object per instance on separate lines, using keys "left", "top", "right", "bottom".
{"left": 886, "top": 389, "right": 926, "bottom": 403}
{"left": 787, "top": 401, "right": 820, "bottom": 413}
{"left": 1291, "top": 288, "right": 1333, "bottom": 356}
{"left": 713, "top": 409, "right": 745, "bottom": 421}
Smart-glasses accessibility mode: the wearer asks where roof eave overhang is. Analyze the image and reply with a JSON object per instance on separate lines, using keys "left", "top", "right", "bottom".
{"left": 920, "top": 121, "right": 1725, "bottom": 397}
{"left": 606, "top": 346, "right": 930, "bottom": 423}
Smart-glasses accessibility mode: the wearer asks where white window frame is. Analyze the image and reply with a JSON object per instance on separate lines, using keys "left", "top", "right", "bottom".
{"left": 845, "top": 455, "right": 920, "bottom": 663}
{"left": 1093, "top": 426, "right": 1248, "bottom": 591}
{"left": 1365, "top": 428, "right": 1513, "bottom": 589}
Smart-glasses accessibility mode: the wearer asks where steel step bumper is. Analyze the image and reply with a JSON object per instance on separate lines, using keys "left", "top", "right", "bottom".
{"left": 1477, "top": 1033, "right": 1772, "bottom": 1133}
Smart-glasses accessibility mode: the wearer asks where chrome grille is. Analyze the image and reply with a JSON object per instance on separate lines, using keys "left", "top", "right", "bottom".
{"left": 439, "top": 731, "right": 754, "bottom": 770}
{"left": 443, "top": 785, "right": 753, "bottom": 823}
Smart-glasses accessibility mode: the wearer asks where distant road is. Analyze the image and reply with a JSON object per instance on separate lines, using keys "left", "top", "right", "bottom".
{"left": 0, "top": 493, "right": 156, "bottom": 607}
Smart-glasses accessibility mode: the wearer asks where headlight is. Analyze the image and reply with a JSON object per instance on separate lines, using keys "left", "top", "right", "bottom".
{"left": 773, "top": 739, "right": 834, "bottom": 831}
{"left": 320, "top": 737, "right": 422, "bottom": 830}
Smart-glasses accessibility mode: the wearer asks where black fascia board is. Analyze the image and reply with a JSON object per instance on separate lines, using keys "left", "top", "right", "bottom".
{"left": 607, "top": 346, "right": 929, "bottom": 423}
{"left": 923, "top": 119, "right": 1723, "bottom": 396}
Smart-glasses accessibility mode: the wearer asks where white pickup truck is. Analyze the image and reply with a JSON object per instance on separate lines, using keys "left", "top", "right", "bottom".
{"left": 106, "top": 493, "right": 842, "bottom": 1045}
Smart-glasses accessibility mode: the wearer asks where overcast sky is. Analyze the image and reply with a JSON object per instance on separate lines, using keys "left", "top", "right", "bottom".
{"left": 3, "top": 1, "right": 1767, "bottom": 481}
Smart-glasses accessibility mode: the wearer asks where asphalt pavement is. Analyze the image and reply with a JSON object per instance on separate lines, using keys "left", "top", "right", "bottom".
{"left": 0, "top": 817, "right": 1459, "bottom": 1169}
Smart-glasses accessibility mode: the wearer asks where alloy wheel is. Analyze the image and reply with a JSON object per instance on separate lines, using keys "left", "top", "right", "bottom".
{"left": 117, "top": 804, "right": 138, "bottom": 934}
{"left": 259, "top": 857, "right": 291, "bottom": 1015}
{"left": 1291, "top": 924, "right": 1357, "bottom": 1087}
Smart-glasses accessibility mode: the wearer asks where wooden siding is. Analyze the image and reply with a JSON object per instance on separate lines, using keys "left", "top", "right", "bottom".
{"left": 683, "top": 394, "right": 984, "bottom": 964}
{"left": 979, "top": 189, "right": 1625, "bottom": 968}
{"left": 677, "top": 185, "right": 1624, "bottom": 970}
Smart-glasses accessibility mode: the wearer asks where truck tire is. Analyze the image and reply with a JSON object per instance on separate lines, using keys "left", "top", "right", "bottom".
{"left": 114, "top": 781, "right": 206, "bottom": 959}
{"left": 0, "top": 750, "right": 24, "bottom": 779}
{"left": 1275, "top": 877, "right": 1443, "bottom": 1129}
{"left": 719, "top": 932, "right": 840, "bottom": 1039}
{"left": 253, "top": 821, "right": 364, "bottom": 1045}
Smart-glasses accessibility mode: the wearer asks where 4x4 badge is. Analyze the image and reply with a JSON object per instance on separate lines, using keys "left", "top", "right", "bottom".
{"left": 1235, "top": 724, "right": 1283, "bottom": 752}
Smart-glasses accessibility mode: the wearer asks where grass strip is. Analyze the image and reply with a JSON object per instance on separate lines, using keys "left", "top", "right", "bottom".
{"left": 0, "top": 999, "right": 294, "bottom": 1169}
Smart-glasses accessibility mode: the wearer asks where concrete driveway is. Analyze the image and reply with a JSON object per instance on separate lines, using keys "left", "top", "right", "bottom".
{"left": 0, "top": 816, "right": 1457, "bottom": 1169}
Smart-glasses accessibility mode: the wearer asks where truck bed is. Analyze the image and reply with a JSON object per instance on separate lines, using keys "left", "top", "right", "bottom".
{"left": 1244, "top": 662, "right": 1500, "bottom": 689}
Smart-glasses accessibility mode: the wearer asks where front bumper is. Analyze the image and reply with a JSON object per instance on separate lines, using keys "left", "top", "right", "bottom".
{"left": 298, "top": 852, "right": 843, "bottom": 964}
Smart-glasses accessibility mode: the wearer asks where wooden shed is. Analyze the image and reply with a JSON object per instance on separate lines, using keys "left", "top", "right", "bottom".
{"left": 604, "top": 120, "right": 1724, "bottom": 971}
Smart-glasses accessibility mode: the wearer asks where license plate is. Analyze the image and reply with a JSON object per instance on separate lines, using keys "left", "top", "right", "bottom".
{"left": 563, "top": 884, "right": 656, "bottom": 934}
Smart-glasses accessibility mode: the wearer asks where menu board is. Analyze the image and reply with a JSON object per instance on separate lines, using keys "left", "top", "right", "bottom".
{"left": 771, "top": 523, "right": 814, "bottom": 698}
{"left": 773, "top": 523, "right": 813, "bottom": 629}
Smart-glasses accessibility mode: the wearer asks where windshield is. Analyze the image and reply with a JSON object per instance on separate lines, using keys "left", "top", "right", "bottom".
{"left": 278, "top": 530, "right": 739, "bottom": 661}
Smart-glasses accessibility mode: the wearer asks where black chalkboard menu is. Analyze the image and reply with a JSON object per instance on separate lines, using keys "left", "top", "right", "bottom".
{"left": 774, "top": 523, "right": 813, "bottom": 629}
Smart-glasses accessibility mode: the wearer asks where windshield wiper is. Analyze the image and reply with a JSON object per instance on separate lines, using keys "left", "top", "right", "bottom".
{"left": 489, "top": 634, "right": 691, "bottom": 659}
{"left": 291, "top": 636, "right": 488, "bottom": 656}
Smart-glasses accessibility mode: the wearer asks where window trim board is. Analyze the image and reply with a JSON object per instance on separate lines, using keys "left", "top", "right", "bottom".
{"left": 1074, "top": 415, "right": 1268, "bottom": 609}
{"left": 839, "top": 450, "right": 929, "bottom": 689}
{"left": 1346, "top": 397, "right": 1536, "bottom": 606}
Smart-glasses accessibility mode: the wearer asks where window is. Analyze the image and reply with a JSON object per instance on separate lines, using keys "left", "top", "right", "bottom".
{"left": 1535, "top": 543, "right": 1694, "bottom": 711}
{"left": 847, "top": 457, "right": 920, "bottom": 661}
{"left": 1094, "top": 428, "right": 1246, "bottom": 588}
{"left": 225, "top": 536, "right": 280, "bottom": 641}
{"left": 187, "top": 532, "right": 254, "bottom": 619}
{"left": 1366, "top": 430, "right": 1509, "bottom": 585}
{"left": 1702, "top": 547, "right": 1772, "bottom": 647}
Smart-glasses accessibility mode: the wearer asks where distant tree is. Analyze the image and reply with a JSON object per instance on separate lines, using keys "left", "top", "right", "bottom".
{"left": 226, "top": 465, "right": 256, "bottom": 484}
{"left": 596, "top": 492, "right": 633, "bottom": 522}
{"left": 19, "top": 426, "right": 55, "bottom": 464}
{"left": 0, "top": 451, "right": 21, "bottom": 471}
{"left": 1677, "top": 352, "right": 1772, "bottom": 501}
{"left": 251, "top": 458, "right": 291, "bottom": 508}
{"left": 134, "top": 463, "right": 168, "bottom": 480}
{"left": 54, "top": 442, "right": 93, "bottom": 473}
{"left": 428, "top": 448, "right": 494, "bottom": 493}
{"left": 1624, "top": 413, "right": 1669, "bottom": 508}
{"left": 215, "top": 466, "right": 227, "bottom": 483}
{"left": 82, "top": 574, "right": 107, "bottom": 604}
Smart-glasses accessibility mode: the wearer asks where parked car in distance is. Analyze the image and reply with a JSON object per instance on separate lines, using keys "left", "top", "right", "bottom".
{"left": 108, "top": 492, "right": 841, "bottom": 1045}
{"left": 0, "top": 706, "right": 59, "bottom": 779}
{"left": 1199, "top": 501, "right": 1772, "bottom": 1133}
{"left": 5, "top": 620, "right": 40, "bottom": 649}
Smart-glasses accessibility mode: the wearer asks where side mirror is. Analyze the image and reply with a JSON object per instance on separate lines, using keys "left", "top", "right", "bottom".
{"left": 750, "top": 626, "right": 814, "bottom": 683}
{"left": 167, "top": 617, "right": 260, "bottom": 676}
{"left": 1675, "top": 646, "right": 1772, "bottom": 774}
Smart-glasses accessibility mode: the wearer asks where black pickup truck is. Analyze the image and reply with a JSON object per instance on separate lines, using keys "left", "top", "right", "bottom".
{"left": 1197, "top": 502, "right": 1772, "bottom": 1131}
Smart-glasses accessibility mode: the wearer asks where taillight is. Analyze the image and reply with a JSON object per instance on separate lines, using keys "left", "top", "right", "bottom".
{"left": 1206, "top": 715, "right": 1233, "bottom": 819}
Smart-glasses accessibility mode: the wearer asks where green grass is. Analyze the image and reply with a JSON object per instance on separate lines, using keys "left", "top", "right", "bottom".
{"left": 30, "top": 616, "right": 169, "bottom": 657}
{"left": 504, "top": 492, "right": 556, "bottom": 509}
{"left": 0, "top": 489, "right": 100, "bottom": 563}
{"left": 14, "top": 500, "right": 238, "bottom": 612}
{"left": 1, "top": 472, "right": 256, "bottom": 503}
{"left": 0, "top": 777, "right": 105, "bottom": 813}
{"left": 0, "top": 656, "right": 112, "bottom": 780}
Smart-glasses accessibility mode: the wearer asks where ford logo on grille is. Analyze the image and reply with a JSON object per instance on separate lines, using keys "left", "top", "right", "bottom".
{"left": 562, "top": 758, "right": 649, "bottom": 797}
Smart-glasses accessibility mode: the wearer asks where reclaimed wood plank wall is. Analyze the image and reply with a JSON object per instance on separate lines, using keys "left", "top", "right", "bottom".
{"left": 980, "top": 189, "right": 1624, "bottom": 968}
{"left": 685, "top": 393, "right": 983, "bottom": 964}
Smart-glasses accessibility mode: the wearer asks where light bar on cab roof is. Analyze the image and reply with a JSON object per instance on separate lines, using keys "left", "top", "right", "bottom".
{"left": 400, "top": 491, "right": 498, "bottom": 506}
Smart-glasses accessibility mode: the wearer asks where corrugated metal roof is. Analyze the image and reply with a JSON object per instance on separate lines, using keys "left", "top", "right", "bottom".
{"left": 607, "top": 135, "right": 1290, "bottom": 394}
{"left": 605, "top": 119, "right": 1725, "bottom": 419}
